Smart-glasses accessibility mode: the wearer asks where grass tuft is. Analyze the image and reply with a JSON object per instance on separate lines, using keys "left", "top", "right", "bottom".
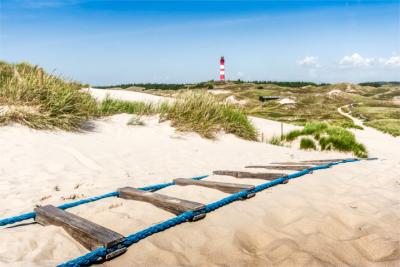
{"left": 300, "top": 137, "right": 316, "bottom": 150}
{"left": 268, "top": 136, "right": 284, "bottom": 146}
{"left": 127, "top": 116, "right": 145, "bottom": 126}
{"left": 98, "top": 97, "right": 159, "bottom": 115}
{"left": 160, "top": 91, "right": 257, "bottom": 140}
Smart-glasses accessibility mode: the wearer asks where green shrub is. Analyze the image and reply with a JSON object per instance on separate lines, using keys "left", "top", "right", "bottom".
{"left": 300, "top": 137, "right": 316, "bottom": 150}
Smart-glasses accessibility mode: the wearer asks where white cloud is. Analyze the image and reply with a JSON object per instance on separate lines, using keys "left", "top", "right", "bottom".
{"left": 378, "top": 56, "right": 400, "bottom": 67}
{"left": 338, "top": 53, "right": 400, "bottom": 68}
{"left": 297, "top": 56, "right": 318, "bottom": 67}
{"left": 338, "top": 53, "right": 375, "bottom": 67}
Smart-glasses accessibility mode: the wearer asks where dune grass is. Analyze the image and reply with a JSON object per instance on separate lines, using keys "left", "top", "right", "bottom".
{"left": 268, "top": 136, "right": 284, "bottom": 146}
{"left": 160, "top": 91, "right": 257, "bottom": 140}
{"left": 300, "top": 137, "right": 316, "bottom": 150}
{"left": 0, "top": 61, "right": 97, "bottom": 130}
{"left": 98, "top": 97, "right": 164, "bottom": 115}
{"left": 95, "top": 91, "right": 257, "bottom": 140}
{"left": 365, "top": 119, "right": 400, "bottom": 137}
{"left": 283, "top": 122, "right": 367, "bottom": 157}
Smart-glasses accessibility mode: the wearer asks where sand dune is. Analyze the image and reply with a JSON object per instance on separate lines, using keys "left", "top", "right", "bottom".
{"left": 0, "top": 91, "right": 399, "bottom": 266}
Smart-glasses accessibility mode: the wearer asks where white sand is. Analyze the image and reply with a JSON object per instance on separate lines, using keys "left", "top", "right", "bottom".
{"left": 0, "top": 91, "right": 399, "bottom": 266}
{"left": 208, "top": 89, "right": 232, "bottom": 95}
{"left": 327, "top": 89, "right": 342, "bottom": 96}
{"left": 393, "top": 96, "right": 400, "bottom": 105}
{"left": 84, "top": 87, "right": 171, "bottom": 103}
{"left": 279, "top": 98, "right": 296, "bottom": 104}
{"left": 224, "top": 95, "right": 247, "bottom": 106}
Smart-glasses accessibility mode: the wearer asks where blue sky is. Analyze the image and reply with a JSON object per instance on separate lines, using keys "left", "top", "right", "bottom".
{"left": 0, "top": 0, "right": 399, "bottom": 84}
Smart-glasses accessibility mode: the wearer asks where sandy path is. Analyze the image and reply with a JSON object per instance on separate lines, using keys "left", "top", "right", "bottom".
{"left": 0, "top": 92, "right": 399, "bottom": 266}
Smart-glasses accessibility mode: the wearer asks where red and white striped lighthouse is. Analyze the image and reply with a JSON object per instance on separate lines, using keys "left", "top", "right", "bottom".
{"left": 219, "top": 56, "right": 225, "bottom": 81}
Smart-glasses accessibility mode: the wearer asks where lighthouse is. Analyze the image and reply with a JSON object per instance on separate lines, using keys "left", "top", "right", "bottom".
{"left": 219, "top": 56, "right": 225, "bottom": 81}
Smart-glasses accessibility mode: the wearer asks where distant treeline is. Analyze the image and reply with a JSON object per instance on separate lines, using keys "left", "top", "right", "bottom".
{"left": 358, "top": 81, "right": 400, "bottom": 87}
{"left": 96, "top": 83, "right": 187, "bottom": 90}
{"left": 97, "top": 81, "right": 331, "bottom": 90}
{"left": 234, "top": 80, "right": 330, "bottom": 87}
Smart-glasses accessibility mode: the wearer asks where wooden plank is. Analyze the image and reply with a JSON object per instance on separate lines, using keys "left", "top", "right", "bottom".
{"left": 213, "top": 170, "right": 286, "bottom": 180}
{"left": 271, "top": 162, "right": 315, "bottom": 165}
{"left": 173, "top": 178, "right": 256, "bottom": 198}
{"left": 245, "top": 165, "right": 312, "bottom": 171}
{"left": 34, "top": 205, "right": 126, "bottom": 251}
{"left": 117, "top": 187, "right": 206, "bottom": 220}
{"left": 300, "top": 158, "right": 356, "bottom": 163}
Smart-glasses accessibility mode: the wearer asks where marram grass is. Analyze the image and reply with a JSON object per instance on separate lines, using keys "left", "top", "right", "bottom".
{"left": 300, "top": 137, "right": 316, "bottom": 150}
{"left": 0, "top": 61, "right": 97, "bottom": 130}
{"left": 160, "top": 91, "right": 257, "bottom": 140}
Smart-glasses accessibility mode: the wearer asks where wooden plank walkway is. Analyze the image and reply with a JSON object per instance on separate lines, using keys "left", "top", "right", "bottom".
{"left": 29, "top": 157, "right": 356, "bottom": 265}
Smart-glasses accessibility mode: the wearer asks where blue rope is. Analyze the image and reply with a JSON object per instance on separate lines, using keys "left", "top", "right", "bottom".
{"left": 58, "top": 191, "right": 119, "bottom": 210}
{"left": 57, "top": 247, "right": 107, "bottom": 267}
{"left": 0, "top": 175, "right": 209, "bottom": 227}
{"left": 0, "top": 212, "right": 36, "bottom": 227}
{"left": 59, "top": 159, "right": 369, "bottom": 267}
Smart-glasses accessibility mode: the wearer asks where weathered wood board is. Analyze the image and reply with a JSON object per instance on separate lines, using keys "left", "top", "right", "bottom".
{"left": 173, "top": 178, "right": 256, "bottom": 197}
{"left": 300, "top": 158, "right": 356, "bottom": 163}
{"left": 213, "top": 170, "right": 287, "bottom": 180}
{"left": 245, "top": 165, "right": 312, "bottom": 171}
{"left": 271, "top": 162, "right": 315, "bottom": 165}
{"left": 34, "top": 205, "right": 126, "bottom": 251}
{"left": 117, "top": 187, "right": 205, "bottom": 220}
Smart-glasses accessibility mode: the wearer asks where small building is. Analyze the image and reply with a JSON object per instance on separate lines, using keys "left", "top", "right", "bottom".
{"left": 259, "top": 96, "right": 280, "bottom": 102}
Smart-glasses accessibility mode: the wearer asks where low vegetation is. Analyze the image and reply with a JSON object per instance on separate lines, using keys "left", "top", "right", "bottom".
{"left": 282, "top": 122, "right": 368, "bottom": 157}
{"left": 127, "top": 116, "right": 146, "bottom": 126}
{"left": 160, "top": 91, "right": 257, "bottom": 140}
{"left": 98, "top": 97, "right": 160, "bottom": 115}
{"left": 365, "top": 119, "right": 400, "bottom": 137}
{"left": 96, "top": 83, "right": 186, "bottom": 90}
{"left": 0, "top": 61, "right": 97, "bottom": 130}
{"left": 349, "top": 104, "right": 400, "bottom": 136}
{"left": 268, "top": 136, "right": 284, "bottom": 146}
{"left": 96, "top": 92, "right": 257, "bottom": 140}
{"left": 300, "top": 137, "right": 316, "bottom": 150}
